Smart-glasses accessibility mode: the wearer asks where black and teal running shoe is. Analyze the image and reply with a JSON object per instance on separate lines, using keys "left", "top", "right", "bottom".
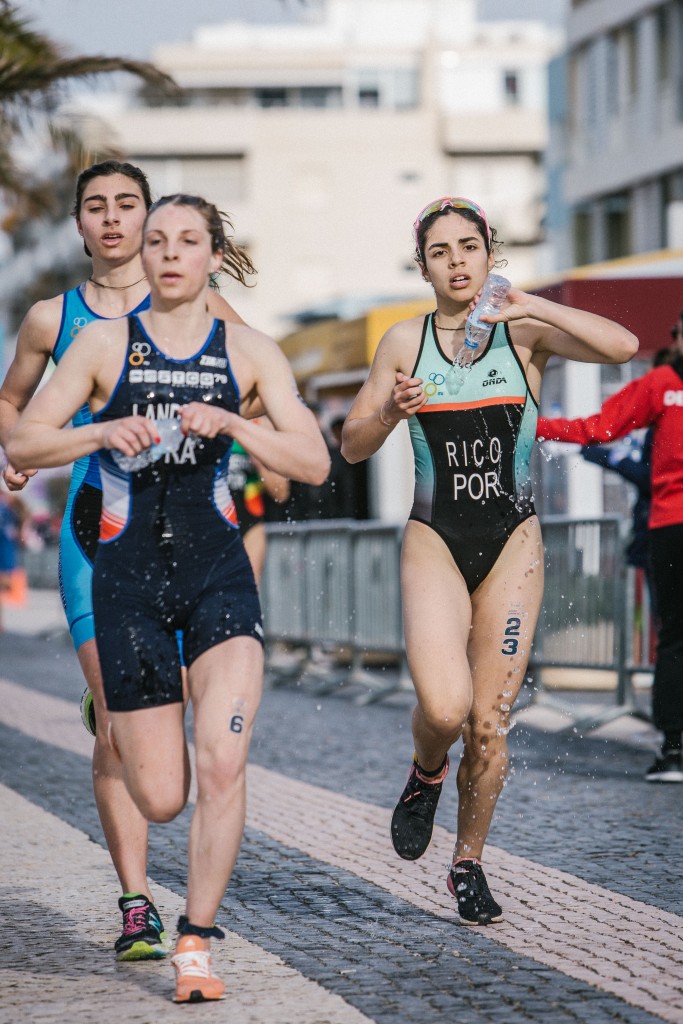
{"left": 115, "top": 895, "right": 168, "bottom": 961}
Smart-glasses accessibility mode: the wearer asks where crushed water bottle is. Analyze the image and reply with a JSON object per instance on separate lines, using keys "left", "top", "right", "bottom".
{"left": 444, "top": 273, "right": 511, "bottom": 395}
{"left": 111, "top": 417, "right": 184, "bottom": 472}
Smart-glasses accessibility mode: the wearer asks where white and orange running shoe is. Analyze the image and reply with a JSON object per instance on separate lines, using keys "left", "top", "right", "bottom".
{"left": 171, "top": 935, "right": 225, "bottom": 1003}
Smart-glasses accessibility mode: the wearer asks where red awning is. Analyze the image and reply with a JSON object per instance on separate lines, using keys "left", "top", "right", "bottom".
{"left": 534, "top": 276, "right": 683, "bottom": 357}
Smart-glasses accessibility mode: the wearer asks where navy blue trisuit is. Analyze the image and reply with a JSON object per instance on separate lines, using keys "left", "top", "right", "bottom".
{"left": 92, "top": 315, "right": 263, "bottom": 713}
{"left": 408, "top": 313, "right": 539, "bottom": 593}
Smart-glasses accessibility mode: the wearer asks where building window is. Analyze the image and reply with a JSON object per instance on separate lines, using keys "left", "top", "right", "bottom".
{"left": 604, "top": 193, "right": 630, "bottom": 259}
{"left": 358, "top": 87, "right": 380, "bottom": 107}
{"left": 504, "top": 71, "right": 519, "bottom": 105}
{"left": 393, "top": 69, "right": 419, "bottom": 110}
{"left": 255, "top": 88, "right": 288, "bottom": 108}
{"left": 656, "top": 4, "right": 670, "bottom": 82}
{"left": 573, "top": 207, "right": 592, "bottom": 266}
{"left": 623, "top": 22, "right": 638, "bottom": 100}
{"left": 606, "top": 31, "right": 619, "bottom": 116}
{"left": 299, "top": 86, "right": 343, "bottom": 108}
{"left": 568, "top": 50, "right": 580, "bottom": 137}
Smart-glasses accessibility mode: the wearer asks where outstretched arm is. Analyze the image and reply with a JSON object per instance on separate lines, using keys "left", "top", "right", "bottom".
{"left": 537, "top": 373, "right": 660, "bottom": 446}
{"left": 487, "top": 289, "right": 639, "bottom": 366}
{"left": 180, "top": 329, "right": 330, "bottom": 485}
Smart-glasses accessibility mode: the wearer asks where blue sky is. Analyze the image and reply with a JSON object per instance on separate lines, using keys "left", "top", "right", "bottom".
{"left": 17, "top": 0, "right": 568, "bottom": 59}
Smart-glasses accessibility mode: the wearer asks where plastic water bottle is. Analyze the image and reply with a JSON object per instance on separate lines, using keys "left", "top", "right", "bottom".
{"left": 445, "top": 274, "right": 511, "bottom": 395}
{"left": 111, "top": 417, "right": 184, "bottom": 472}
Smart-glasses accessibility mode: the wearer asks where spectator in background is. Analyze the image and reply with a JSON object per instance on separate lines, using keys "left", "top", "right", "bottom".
{"left": 0, "top": 488, "right": 20, "bottom": 629}
{"left": 537, "top": 321, "right": 683, "bottom": 783}
{"left": 582, "top": 430, "right": 653, "bottom": 595}
{"left": 281, "top": 411, "right": 361, "bottom": 521}
{"left": 577, "top": 348, "right": 675, "bottom": 616}
{"left": 327, "top": 415, "right": 361, "bottom": 518}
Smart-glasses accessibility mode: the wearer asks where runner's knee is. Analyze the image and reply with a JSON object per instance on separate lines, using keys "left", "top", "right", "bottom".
{"left": 417, "top": 697, "right": 469, "bottom": 743}
{"left": 195, "top": 746, "right": 245, "bottom": 802}
{"left": 134, "top": 781, "right": 187, "bottom": 823}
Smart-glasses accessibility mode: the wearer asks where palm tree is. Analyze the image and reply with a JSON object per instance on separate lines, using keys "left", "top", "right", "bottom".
{"left": 0, "top": 0, "right": 178, "bottom": 213}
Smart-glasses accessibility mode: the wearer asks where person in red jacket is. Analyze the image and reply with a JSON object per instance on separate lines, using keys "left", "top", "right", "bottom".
{"left": 537, "top": 323, "right": 683, "bottom": 782}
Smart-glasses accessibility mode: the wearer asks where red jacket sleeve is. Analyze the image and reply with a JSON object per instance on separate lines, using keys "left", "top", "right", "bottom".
{"left": 537, "top": 373, "right": 661, "bottom": 443}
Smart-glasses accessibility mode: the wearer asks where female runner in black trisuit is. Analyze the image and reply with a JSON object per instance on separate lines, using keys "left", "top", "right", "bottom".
{"left": 9, "top": 193, "right": 330, "bottom": 1002}
{"left": 342, "top": 196, "right": 638, "bottom": 925}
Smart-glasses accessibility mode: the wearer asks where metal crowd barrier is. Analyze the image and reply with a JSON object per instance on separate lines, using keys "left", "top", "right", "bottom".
{"left": 261, "top": 520, "right": 408, "bottom": 702}
{"left": 263, "top": 516, "right": 655, "bottom": 721}
{"left": 529, "top": 515, "right": 652, "bottom": 731}
{"left": 18, "top": 516, "right": 655, "bottom": 721}
{"left": 21, "top": 545, "right": 60, "bottom": 589}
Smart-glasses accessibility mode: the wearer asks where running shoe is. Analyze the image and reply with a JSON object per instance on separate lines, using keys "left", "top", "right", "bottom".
{"left": 172, "top": 935, "right": 225, "bottom": 1003}
{"left": 390, "top": 755, "right": 449, "bottom": 860}
{"left": 447, "top": 860, "right": 503, "bottom": 925}
{"left": 80, "top": 687, "right": 96, "bottom": 737}
{"left": 114, "top": 894, "right": 168, "bottom": 960}
{"left": 645, "top": 751, "right": 683, "bottom": 783}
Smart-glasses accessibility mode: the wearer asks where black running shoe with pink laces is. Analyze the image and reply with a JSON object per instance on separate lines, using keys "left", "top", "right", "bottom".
{"left": 391, "top": 755, "right": 449, "bottom": 860}
{"left": 114, "top": 894, "right": 168, "bottom": 960}
{"left": 447, "top": 860, "right": 503, "bottom": 925}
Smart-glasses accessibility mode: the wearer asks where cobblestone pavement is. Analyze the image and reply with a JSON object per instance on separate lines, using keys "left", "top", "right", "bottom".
{"left": 1, "top": 600, "right": 683, "bottom": 1023}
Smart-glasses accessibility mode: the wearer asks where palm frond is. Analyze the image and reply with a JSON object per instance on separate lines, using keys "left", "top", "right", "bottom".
{"left": 0, "top": 1, "right": 179, "bottom": 208}
{"left": 0, "top": 55, "right": 178, "bottom": 105}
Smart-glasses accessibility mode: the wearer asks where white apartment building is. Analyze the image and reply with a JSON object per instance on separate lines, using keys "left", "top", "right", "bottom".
{"left": 82, "top": 0, "right": 561, "bottom": 337}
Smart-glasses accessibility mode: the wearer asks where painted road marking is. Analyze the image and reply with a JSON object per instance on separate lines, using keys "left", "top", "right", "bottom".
{"left": 1, "top": 677, "right": 682, "bottom": 1022}
{"left": 0, "top": 782, "right": 372, "bottom": 1024}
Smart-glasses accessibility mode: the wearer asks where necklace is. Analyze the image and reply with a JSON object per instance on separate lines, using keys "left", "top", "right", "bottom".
{"left": 88, "top": 274, "right": 147, "bottom": 290}
{"left": 434, "top": 318, "right": 465, "bottom": 331}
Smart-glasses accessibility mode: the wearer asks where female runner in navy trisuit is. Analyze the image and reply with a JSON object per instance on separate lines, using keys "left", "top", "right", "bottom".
{"left": 8, "top": 193, "right": 330, "bottom": 1002}
{"left": 342, "top": 196, "right": 638, "bottom": 924}
{"left": 0, "top": 161, "right": 247, "bottom": 960}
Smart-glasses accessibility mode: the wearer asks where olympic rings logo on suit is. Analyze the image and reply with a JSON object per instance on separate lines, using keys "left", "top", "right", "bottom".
{"left": 70, "top": 317, "right": 88, "bottom": 339}
{"left": 129, "top": 341, "right": 151, "bottom": 367}
{"left": 424, "top": 371, "right": 445, "bottom": 397}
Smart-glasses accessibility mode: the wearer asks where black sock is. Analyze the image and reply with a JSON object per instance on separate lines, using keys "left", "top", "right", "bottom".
{"left": 414, "top": 753, "right": 448, "bottom": 779}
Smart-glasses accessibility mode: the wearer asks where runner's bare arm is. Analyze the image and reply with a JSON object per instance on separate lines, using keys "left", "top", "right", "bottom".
{"left": 7, "top": 320, "right": 156, "bottom": 469}
{"left": 180, "top": 327, "right": 330, "bottom": 485}
{"left": 487, "top": 290, "right": 639, "bottom": 367}
{"left": 342, "top": 319, "right": 425, "bottom": 464}
{"left": 0, "top": 297, "right": 63, "bottom": 488}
